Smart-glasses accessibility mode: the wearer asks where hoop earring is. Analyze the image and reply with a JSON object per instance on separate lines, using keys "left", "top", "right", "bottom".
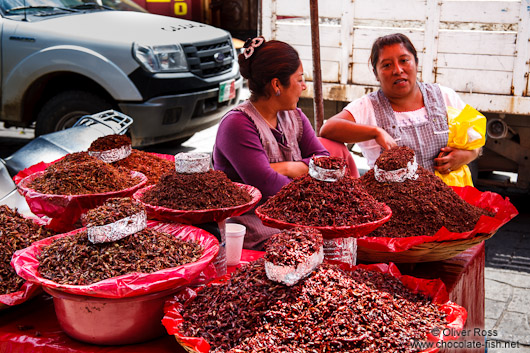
{"left": 275, "top": 90, "right": 281, "bottom": 96}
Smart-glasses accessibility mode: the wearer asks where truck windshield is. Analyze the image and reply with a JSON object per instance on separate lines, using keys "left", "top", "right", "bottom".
{"left": 0, "top": 0, "right": 146, "bottom": 15}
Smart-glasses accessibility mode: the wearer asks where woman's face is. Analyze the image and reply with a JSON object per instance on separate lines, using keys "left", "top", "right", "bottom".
{"left": 279, "top": 62, "right": 306, "bottom": 110}
{"left": 374, "top": 43, "right": 418, "bottom": 99}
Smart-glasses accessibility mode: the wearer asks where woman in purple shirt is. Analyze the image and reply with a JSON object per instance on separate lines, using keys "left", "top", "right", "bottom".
{"left": 213, "top": 37, "right": 329, "bottom": 250}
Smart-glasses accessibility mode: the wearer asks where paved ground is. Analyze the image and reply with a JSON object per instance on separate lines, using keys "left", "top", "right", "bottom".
{"left": 483, "top": 195, "right": 530, "bottom": 353}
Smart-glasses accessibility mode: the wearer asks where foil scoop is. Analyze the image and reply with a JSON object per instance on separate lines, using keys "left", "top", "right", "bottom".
{"left": 88, "top": 144, "right": 132, "bottom": 163}
{"left": 308, "top": 156, "right": 346, "bottom": 182}
{"left": 87, "top": 210, "right": 147, "bottom": 244}
{"left": 265, "top": 246, "right": 324, "bottom": 286}
{"left": 174, "top": 152, "right": 210, "bottom": 174}
{"left": 374, "top": 155, "right": 419, "bottom": 183}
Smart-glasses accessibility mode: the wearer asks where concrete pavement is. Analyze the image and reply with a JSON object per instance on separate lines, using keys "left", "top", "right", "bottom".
{"left": 483, "top": 197, "right": 530, "bottom": 353}
{"left": 485, "top": 267, "right": 530, "bottom": 352}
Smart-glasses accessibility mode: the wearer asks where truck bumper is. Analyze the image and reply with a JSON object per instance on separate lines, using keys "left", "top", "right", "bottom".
{"left": 119, "top": 76, "right": 243, "bottom": 147}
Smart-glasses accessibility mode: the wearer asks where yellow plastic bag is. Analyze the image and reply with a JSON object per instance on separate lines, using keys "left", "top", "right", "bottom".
{"left": 435, "top": 104, "right": 486, "bottom": 187}
{"left": 436, "top": 164, "right": 474, "bottom": 187}
{"left": 446, "top": 105, "right": 486, "bottom": 150}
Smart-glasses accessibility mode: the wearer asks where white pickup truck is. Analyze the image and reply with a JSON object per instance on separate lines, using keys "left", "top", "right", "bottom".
{"left": 261, "top": 0, "right": 530, "bottom": 191}
{"left": 0, "top": 0, "right": 242, "bottom": 147}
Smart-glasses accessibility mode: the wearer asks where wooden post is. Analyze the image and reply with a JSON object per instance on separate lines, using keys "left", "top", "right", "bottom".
{"left": 309, "top": 0, "right": 324, "bottom": 135}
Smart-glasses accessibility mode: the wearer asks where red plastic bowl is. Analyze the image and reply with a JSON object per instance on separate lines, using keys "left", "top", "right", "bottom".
{"left": 133, "top": 183, "right": 262, "bottom": 224}
{"left": 255, "top": 204, "right": 392, "bottom": 239}
{"left": 16, "top": 170, "right": 148, "bottom": 232}
{"left": 12, "top": 222, "right": 219, "bottom": 299}
{"left": 44, "top": 286, "right": 178, "bottom": 345}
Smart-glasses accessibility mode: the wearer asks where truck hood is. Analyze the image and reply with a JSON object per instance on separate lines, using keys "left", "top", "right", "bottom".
{"left": 24, "top": 11, "right": 231, "bottom": 45}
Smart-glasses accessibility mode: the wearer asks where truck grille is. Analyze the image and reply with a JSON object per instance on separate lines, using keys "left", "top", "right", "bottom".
{"left": 183, "top": 38, "right": 234, "bottom": 78}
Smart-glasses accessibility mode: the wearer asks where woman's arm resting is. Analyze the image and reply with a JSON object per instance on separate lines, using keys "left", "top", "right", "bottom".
{"left": 270, "top": 161, "right": 309, "bottom": 179}
{"left": 319, "top": 110, "right": 397, "bottom": 150}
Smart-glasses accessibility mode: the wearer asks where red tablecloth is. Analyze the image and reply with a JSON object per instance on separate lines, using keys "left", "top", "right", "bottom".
{"left": 0, "top": 247, "right": 484, "bottom": 353}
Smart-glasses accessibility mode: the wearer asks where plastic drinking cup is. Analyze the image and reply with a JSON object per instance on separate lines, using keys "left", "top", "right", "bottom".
{"left": 225, "top": 223, "right": 246, "bottom": 266}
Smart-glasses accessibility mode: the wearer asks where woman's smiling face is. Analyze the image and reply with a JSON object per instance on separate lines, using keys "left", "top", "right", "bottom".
{"left": 374, "top": 43, "right": 418, "bottom": 99}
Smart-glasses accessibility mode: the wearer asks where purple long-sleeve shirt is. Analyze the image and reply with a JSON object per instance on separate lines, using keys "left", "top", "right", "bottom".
{"left": 213, "top": 109, "right": 329, "bottom": 200}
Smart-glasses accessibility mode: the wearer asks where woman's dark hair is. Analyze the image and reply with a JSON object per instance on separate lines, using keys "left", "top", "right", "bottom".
{"left": 369, "top": 33, "right": 419, "bottom": 76}
{"left": 238, "top": 38, "right": 301, "bottom": 100}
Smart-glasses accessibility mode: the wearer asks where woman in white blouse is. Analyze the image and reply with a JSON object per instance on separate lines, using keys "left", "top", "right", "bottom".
{"left": 320, "top": 33, "right": 481, "bottom": 175}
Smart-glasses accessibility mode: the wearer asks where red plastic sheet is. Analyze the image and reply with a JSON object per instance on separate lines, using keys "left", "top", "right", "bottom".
{"left": 11, "top": 221, "right": 219, "bottom": 299}
{"left": 256, "top": 203, "right": 392, "bottom": 239}
{"left": 162, "top": 262, "right": 467, "bottom": 353}
{"left": 12, "top": 152, "right": 173, "bottom": 232}
{"left": 0, "top": 292, "right": 186, "bottom": 353}
{"left": 356, "top": 186, "right": 518, "bottom": 252}
{"left": 134, "top": 183, "right": 262, "bottom": 224}
{"left": 0, "top": 214, "right": 53, "bottom": 309}
{"left": 13, "top": 161, "right": 50, "bottom": 185}
{"left": 16, "top": 170, "right": 148, "bottom": 232}
{"left": 0, "top": 282, "right": 42, "bottom": 309}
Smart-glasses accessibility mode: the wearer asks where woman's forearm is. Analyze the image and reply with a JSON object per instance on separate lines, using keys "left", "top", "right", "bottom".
{"left": 320, "top": 117, "right": 397, "bottom": 150}
{"left": 319, "top": 112, "right": 380, "bottom": 143}
{"left": 464, "top": 147, "right": 481, "bottom": 164}
{"left": 270, "top": 161, "right": 309, "bottom": 179}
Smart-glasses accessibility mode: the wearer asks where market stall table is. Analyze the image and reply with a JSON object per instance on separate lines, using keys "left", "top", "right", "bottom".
{"left": 398, "top": 243, "right": 486, "bottom": 353}
{"left": 0, "top": 246, "right": 484, "bottom": 353}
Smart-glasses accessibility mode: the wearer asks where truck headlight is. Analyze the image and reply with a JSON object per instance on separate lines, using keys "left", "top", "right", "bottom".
{"left": 133, "top": 43, "right": 188, "bottom": 73}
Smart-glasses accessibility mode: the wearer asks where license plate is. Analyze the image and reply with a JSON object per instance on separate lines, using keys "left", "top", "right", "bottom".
{"left": 218, "top": 79, "right": 236, "bottom": 103}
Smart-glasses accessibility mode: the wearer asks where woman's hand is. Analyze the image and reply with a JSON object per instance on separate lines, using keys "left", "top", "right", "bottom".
{"left": 434, "top": 146, "right": 481, "bottom": 174}
{"left": 374, "top": 127, "right": 398, "bottom": 150}
{"left": 270, "top": 161, "right": 309, "bottom": 179}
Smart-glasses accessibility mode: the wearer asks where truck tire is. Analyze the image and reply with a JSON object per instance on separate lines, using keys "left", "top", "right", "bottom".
{"left": 35, "top": 91, "right": 112, "bottom": 136}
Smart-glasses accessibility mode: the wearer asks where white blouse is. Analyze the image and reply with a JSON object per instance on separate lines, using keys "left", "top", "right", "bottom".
{"left": 342, "top": 84, "right": 466, "bottom": 167}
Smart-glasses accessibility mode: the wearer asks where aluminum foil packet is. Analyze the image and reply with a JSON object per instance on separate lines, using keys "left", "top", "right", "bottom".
{"left": 374, "top": 156, "right": 419, "bottom": 183}
{"left": 174, "top": 152, "right": 210, "bottom": 174}
{"left": 88, "top": 144, "right": 132, "bottom": 163}
{"left": 87, "top": 210, "right": 147, "bottom": 244}
{"left": 308, "top": 157, "right": 346, "bottom": 182}
{"left": 265, "top": 246, "right": 324, "bottom": 286}
{"left": 322, "top": 237, "right": 357, "bottom": 266}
